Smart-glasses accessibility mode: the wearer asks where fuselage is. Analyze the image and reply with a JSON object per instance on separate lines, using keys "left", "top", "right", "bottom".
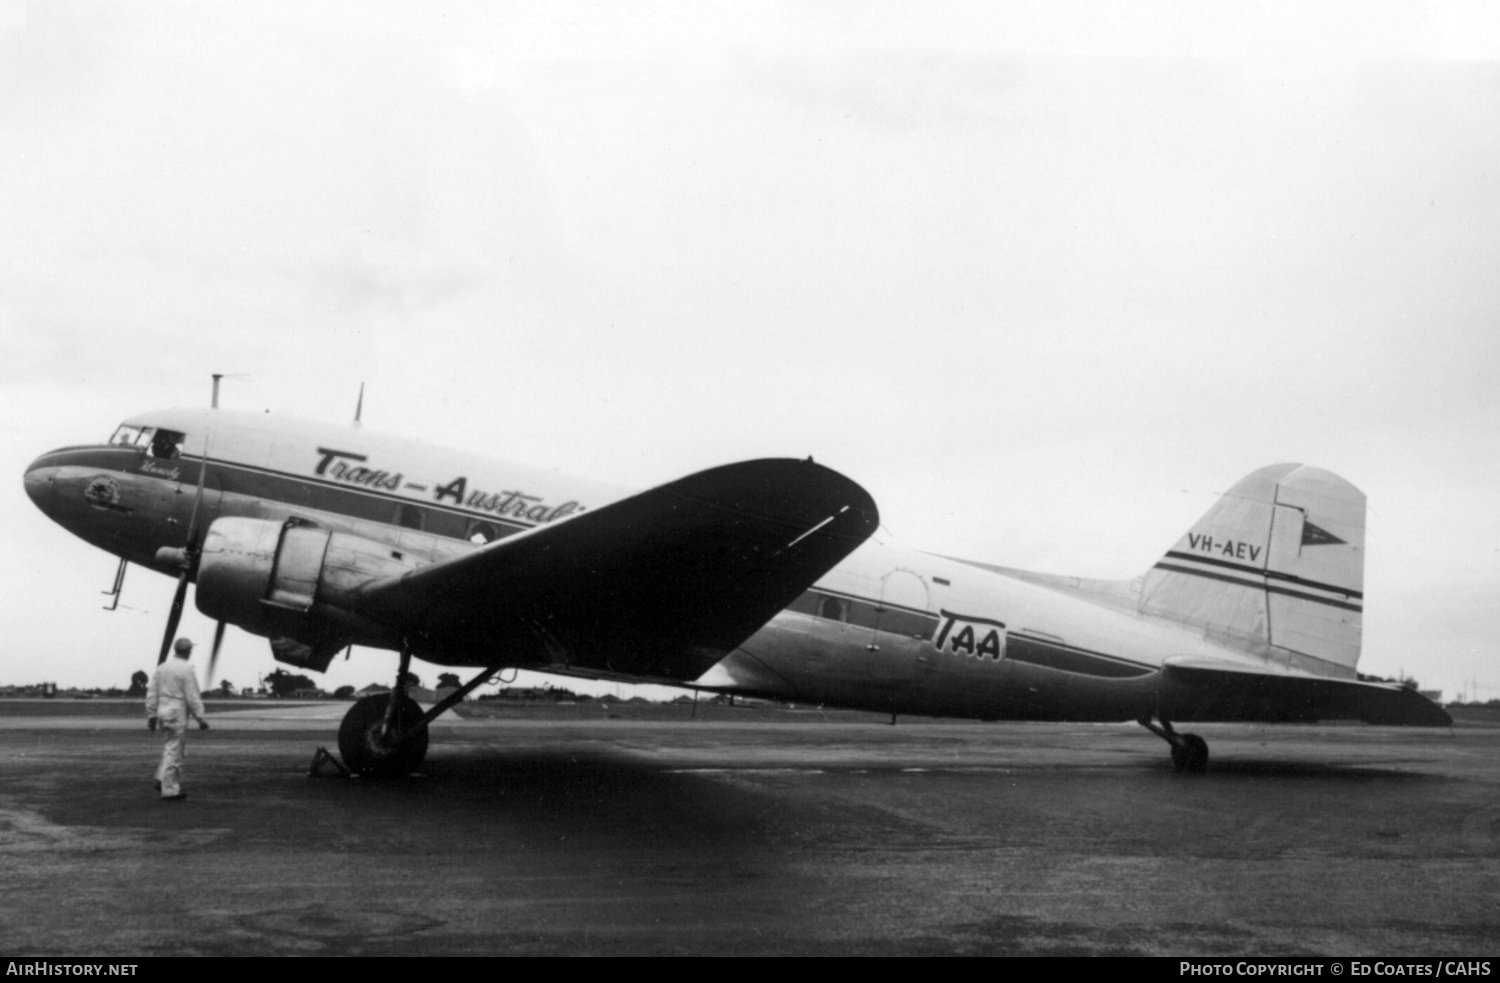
{"left": 24, "top": 407, "right": 1268, "bottom": 722}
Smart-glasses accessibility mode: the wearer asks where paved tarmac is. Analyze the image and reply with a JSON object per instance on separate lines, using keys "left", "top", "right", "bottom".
{"left": 0, "top": 699, "right": 1496, "bottom": 956}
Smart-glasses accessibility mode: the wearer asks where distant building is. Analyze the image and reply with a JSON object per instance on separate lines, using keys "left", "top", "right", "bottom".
{"left": 352, "top": 684, "right": 457, "bottom": 704}
{"left": 478, "top": 687, "right": 588, "bottom": 702}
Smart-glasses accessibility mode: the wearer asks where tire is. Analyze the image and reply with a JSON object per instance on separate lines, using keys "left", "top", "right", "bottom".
{"left": 337, "top": 694, "right": 429, "bottom": 777}
{"left": 1181, "top": 734, "right": 1209, "bottom": 774}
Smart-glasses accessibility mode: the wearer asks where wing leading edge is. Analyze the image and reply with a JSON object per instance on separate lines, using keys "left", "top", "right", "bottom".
{"left": 1161, "top": 658, "right": 1452, "bottom": 727}
{"left": 358, "top": 458, "right": 879, "bottom": 680}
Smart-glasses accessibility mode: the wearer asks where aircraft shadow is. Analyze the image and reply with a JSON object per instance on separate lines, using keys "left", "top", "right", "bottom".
{"left": 324, "top": 744, "right": 798, "bottom": 855}
{"left": 1191, "top": 758, "right": 1443, "bottom": 781}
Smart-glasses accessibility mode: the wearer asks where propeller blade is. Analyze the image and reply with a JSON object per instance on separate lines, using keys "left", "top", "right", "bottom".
{"left": 207, "top": 620, "right": 227, "bottom": 685}
{"left": 157, "top": 569, "right": 191, "bottom": 664}
{"left": 183, "top": 447, "right": 210, "bottom": 548}
{"left": 158, "top": 444, "right": 211, "bottom": 665}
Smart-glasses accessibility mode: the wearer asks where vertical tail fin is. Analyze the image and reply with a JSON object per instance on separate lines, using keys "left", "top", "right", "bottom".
{"left": 1140, "top": 464, "right": 1365, "bottom": 678}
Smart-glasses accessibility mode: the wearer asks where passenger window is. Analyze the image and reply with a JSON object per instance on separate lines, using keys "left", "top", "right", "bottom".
{"left": 818, "top": 596, "right": 846, "bottom": 622}
{"left": 420, "top": 511, "right": 470, "bottom": 540}
{"left": 467, "top": 521, "right": 500, "bottom": 545}
{"left": 396, "top": 504, "right": 424, "bottom": 530}
{"left": 149, "top": 429, "right": 185, "bottom": 460}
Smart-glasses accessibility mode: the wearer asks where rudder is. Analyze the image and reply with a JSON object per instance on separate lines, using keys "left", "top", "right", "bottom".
{"left": 1140, "top": 464, "right": 1365, "bottom": 678}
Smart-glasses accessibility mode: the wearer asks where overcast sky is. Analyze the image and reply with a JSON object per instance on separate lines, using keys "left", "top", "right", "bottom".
{"left": 3, "top": 1, "right": 1498, "bottom": 702}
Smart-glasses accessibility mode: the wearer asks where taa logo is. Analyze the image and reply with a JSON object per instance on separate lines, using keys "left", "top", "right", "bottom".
{"left": 935, "top": 610, "right": 1006, "bottom": 662}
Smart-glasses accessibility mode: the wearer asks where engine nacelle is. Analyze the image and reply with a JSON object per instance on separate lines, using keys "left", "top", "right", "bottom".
{"left": 196, "top": 516, "right": 413, "bottom": 670}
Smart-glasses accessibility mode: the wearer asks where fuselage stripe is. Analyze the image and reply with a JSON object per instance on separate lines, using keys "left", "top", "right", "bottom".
{"left": 203, "top": 457, "right": 541, "bottom": 530}
{"left": 1160, "top": 550, "right": 1363, "bottom": 600}
{"left": 797, "top": 586, "right": 1157, "bottom": 678}
{"left": 1153, "top": 562, "right": 1363, "bottom": 613}
{"left": 809, "top": 585, "right": 937, "bottom": 620}
{"left": 1008, "top": 634, "right": 1153, "bottom": 667}
{"left": 37, "top": 445, "right": 547, "bottom": 538}
{"left": 1005, "top": 633, "right": 1156, "bottom": 678}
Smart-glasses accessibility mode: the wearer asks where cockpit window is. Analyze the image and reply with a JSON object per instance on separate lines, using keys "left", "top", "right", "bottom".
{"left": 149, "top": 429, "right": 185, "bottom": 460}
{"left": 109, "top": 425, "right": 154, "bottom": 449}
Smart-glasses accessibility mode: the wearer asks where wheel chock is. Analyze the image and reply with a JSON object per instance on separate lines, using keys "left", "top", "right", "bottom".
{"left": 310, "top": 746, "right": 351, "bottom": 778}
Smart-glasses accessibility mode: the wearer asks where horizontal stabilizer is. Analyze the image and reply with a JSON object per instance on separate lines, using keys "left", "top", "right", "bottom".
{"left": 1161, "top": 659, "right": 1451, "bottom": 727}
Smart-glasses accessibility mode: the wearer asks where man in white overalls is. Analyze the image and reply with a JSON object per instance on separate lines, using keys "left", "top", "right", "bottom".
{"left": 146, "top": 637, "right": 210, "bottom": 800}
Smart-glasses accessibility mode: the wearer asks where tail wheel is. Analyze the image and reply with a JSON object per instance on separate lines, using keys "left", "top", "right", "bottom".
{"left": 337, "top": 694, "right": 429, "bottom": 777}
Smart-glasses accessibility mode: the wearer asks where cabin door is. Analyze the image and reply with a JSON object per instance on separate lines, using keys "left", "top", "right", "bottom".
{"left": 865, "top": 569, "right": 931, "bottom": 681}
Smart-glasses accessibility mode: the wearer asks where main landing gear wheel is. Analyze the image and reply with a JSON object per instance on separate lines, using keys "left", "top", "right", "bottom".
{"left": 1170, "top": 733, "right": 1209, "bottom": 774}
{"left": 338, "top": 694, "right": 429, "bottom": 777}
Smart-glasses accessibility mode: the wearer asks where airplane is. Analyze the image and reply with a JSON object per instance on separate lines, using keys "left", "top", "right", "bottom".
{"left": 23, "top": 405, "right": 1450, "bottom": 776}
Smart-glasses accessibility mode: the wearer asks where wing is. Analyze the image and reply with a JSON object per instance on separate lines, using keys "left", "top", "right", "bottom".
{"left": 358, "top": 458, "right": 879, "bottom": 680}
{"left": 1162, "top": 658, "right": 1452, "bottom": 727}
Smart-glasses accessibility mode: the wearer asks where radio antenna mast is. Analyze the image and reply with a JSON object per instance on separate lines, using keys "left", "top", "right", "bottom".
{"left": 353, "top": 382, "right": 365, "bottom": 428}
{"left": 209, "top": 373, "right": 248, "bottom": 409}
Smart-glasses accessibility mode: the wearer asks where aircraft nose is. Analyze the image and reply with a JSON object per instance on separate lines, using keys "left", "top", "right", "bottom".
{"left": 23, "top": 457, "right": 57, "bottom": 515}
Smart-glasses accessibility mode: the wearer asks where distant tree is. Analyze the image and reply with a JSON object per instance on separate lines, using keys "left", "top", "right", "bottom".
{"left": 333, "top": 685, "right": 355, "bottom": 699}
{"left": 262, "top": 668, "right": 315, "bottom": 697}
{"left": 217, "top": 680, "right": 235, "bottom": 696}
{"left": 437, "top": 673, "right": 461, "bottom": 690}
{"left": 399, "top": 671, "right": 422, "bottom": 688}
{"left": 128, "top": 670, "right": 148, "bottom": 696}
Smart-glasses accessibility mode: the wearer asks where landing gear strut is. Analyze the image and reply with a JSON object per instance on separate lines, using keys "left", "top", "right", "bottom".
{"left": 1139, "top": 716, "right": 1209, "bottom": 773}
